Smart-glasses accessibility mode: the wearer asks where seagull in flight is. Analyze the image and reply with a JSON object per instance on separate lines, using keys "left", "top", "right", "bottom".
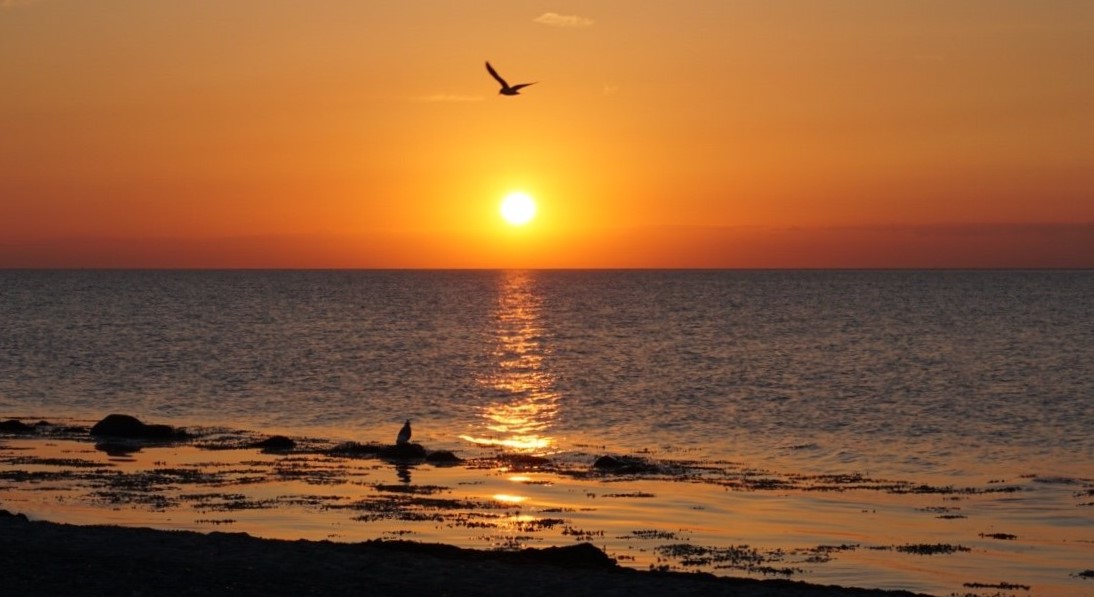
{"left": 486, "top": 61, "right": 536, "bottom": 96}
{"left": 396, "top": 419, "right": 412, "bottom": 445}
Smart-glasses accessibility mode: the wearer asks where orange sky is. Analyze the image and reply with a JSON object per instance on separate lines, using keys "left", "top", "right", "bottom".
{"left": 2, "top": 1, "right": 1092, "bottom": 268}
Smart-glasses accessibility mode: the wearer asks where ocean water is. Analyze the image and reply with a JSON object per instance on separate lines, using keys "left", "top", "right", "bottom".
{"left": 2, "top": 269, "right": 1092, "bottom": 477}
{"left": 3, "top": 269, "right": 1094, "bottom": 595}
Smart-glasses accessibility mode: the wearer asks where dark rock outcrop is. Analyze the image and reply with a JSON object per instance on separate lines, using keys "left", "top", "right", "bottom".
{"left": 328, "top": 442, "right": 461, "bottom": 464}
{"left": 592, "top": 455, "right": 664, "bottom": 475}
{"left": 329, "top": 442, "right": 384, "bottom": 457}
{"left": 0, "top": 419, "right": 36, "bottom": 434}
{"left": 364, "top": 539, "right": 616, "bottom": 569}
{"left": 253, "top": 435, "right": 296, "bottom": 452}
{"left": 89, "top": 414, "right": 188, "bottom": 440}
{"left": 593, "top": 455, "right": 624, "bottom": 469}
{"left": 378, "top": 442, "right": 427, "bottom": 460}
{"left": 520, "top": 542, "right": 617, "bottom": 568}
{"left": 94, "top": 441, "right": 143, "bottom": 456}
{"left": 425, "top": 450, "right": 462, "bottom": 464}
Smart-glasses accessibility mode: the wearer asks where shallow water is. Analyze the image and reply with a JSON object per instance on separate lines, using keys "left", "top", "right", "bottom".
{"left": 2, "top": 269, "right": 1093, "bottom": 594}
{"left": 1, "top": 424, "right": 1091, "bottom": 596}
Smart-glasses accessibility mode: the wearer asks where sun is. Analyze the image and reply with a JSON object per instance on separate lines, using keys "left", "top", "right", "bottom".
{"left": 499, "top": 192, "right": 537, "bottom": 226}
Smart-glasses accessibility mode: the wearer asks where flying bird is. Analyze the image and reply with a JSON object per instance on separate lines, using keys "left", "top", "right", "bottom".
{"left": 396, "top": 419, "right": 412, "bottom": 445}
{"left": 485, "top": 61, "right": 536, "bottom": 96}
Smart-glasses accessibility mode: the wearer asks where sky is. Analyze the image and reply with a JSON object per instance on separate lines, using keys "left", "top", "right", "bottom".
{"left": 2, "top": 0, "right": 1092, "bottom": 268}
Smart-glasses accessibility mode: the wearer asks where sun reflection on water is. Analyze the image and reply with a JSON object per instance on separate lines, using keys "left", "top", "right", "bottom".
{"left": 459, "top": 271, "right": 560, "bottom": 453}
{"left": 492, "top": 493, "right": 528, "bottom": 505}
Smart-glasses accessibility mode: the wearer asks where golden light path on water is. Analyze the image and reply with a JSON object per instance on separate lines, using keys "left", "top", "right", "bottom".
{"left": 459, "top": 270, "right": 559, "bottom": 454}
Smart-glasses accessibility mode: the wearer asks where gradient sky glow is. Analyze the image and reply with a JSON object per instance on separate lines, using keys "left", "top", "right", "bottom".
{"left": 2, "top": 1, "right": 1092, "bottom": 268}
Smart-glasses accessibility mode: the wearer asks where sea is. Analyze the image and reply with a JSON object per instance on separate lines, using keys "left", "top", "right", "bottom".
{"left": 2, "top": 270, "right": 1093, "bottom": 595}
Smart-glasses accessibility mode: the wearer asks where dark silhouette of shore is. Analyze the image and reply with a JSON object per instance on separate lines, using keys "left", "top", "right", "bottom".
{"left": 1, "top": 511, "right": 926, "bottom": 597}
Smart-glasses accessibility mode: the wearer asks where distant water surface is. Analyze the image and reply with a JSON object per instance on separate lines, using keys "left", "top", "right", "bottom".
{"left": 2, "top": 269, "right": 1092, "bottom": 479}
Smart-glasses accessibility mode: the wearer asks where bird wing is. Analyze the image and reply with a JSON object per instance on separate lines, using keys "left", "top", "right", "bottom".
{"left": 510, "top": 82, "right": 537, "bottom": 92}
{"left": 485, "top": 61, "right": 509, "bottom": 88}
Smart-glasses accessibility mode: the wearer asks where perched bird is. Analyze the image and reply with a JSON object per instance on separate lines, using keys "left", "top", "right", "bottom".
{"left": 396, "top": 419, "right": 412, "bottom": 445}
{"left": 486, "top": 61, "right": 536, "bottom": 96}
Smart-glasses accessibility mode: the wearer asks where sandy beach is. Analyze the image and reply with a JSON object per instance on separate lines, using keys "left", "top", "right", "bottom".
{"left": 0, "top": 510, "right": 925, "bottom": 597}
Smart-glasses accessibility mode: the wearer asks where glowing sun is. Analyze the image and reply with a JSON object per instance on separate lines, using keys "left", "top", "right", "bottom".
{"left": 499, "top": 192, "right": 537, "bottom": 226}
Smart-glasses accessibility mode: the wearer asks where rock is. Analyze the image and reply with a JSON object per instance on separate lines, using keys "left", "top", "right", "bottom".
{"left": 425, "top": 450, "right": 462, "bottom": 464}
{"left": 364, "top": 539, "right": 617, "bottom": 570}
{"left": 89, "top": 414, "right": 188, "bottom": 440}
{"left": 95, "top": 441, "right": 142, "bottom": 456}
{"left": 328, "top": 442, "right": 448, "bottom": 461}
{"left": 0, "top": 419, "right": 36, "bottom": 434}
{"left": 593, "top": 455, "right": 624, "bottom": 469}
{"left": 0, "top": 510, "right": 29, "bottom": 521}
{"left": 518, "top": 542, "right": 616, "bottom": 568}
{"left": 253, "top": 435, "right": 296, "bottom": 452}
{"left": 328, "top": 442, "right": 384, "bottom": 456}
{"left": 592, "top": 454, "right": 662, "bottom": 474}
{"left": 378, "top": 443, "right": 427, "bottom": 460}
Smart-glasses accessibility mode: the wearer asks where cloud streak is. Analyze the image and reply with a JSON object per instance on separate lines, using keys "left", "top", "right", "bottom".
{"left": 534, "top": 12, "right": 595, "bottom": 28}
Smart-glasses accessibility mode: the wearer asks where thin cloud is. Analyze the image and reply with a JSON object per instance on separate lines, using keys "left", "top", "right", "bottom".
{"left": 413, "top": 94, "right": 485, "bottom": 103}
{"left": 2, "top": 0, "right": 41, "bottom": 7}
{"left": 534, "top": 12, "right": 595, "bottom": 28}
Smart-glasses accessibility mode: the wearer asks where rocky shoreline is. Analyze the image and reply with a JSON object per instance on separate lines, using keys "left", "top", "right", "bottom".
{"left": 0, "top": 510, "right": 927, "bottom": 597}
{"left": 8, "top": 414, "right": 1082, "bottom": 595}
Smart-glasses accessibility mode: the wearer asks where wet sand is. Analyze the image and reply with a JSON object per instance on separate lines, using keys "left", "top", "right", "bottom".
{"left": 0, "top": 511, "right": 924, "bottom": 596}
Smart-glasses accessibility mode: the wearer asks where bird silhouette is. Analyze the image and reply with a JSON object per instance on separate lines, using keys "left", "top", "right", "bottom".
{"left": 396, "top": 419, "right": 412, "bottom": 445}
{"left": 486, "top": 61, "right": 535, "bottom": 96}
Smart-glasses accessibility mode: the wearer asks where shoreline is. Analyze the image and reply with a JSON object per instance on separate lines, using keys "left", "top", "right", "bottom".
{"left": 0, "top": 510, "right": 927, "bottom": 596}
{"left": 4, "top": 415, "right": 1092, "bottom": 595}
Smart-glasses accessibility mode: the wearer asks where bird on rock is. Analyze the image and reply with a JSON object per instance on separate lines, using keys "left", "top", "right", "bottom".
{"left": 397, "top": 419, "right": 412, "bottom": 445}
